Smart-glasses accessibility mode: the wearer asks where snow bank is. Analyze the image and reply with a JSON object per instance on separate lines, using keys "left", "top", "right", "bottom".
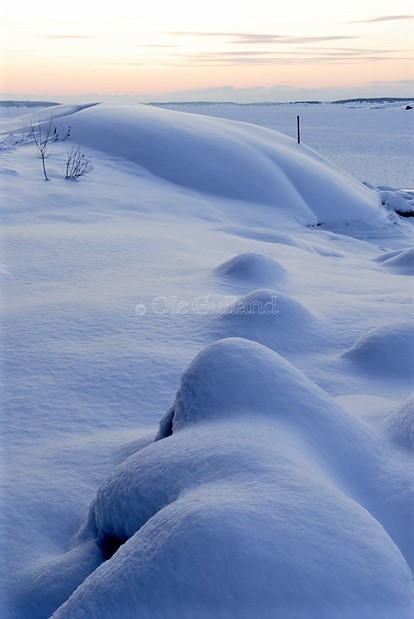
{"left": 10, "top": 102, "right": 383, "bottom": 225}
{"left": 343, "top": 323, "right": 414, "bottom": 379}
{"left": 215, "top": 252, "right": 287, "bottom": 287}
{"left": 36, "top": 338, "right": 413, "bottom": 619}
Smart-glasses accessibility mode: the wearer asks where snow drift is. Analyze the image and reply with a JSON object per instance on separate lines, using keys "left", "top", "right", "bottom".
{"left": 5, "top": 102, "right": 383, "bottom": 225}
{"left": 23, "top": 338, "right": 413, "bottom": 619}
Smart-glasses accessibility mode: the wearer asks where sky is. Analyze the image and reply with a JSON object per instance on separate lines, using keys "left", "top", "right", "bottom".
{"left": 1, "top": 0, "right": 413, "bottom": 102}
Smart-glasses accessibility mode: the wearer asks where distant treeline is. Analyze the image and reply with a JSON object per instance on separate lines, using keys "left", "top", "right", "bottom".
{"left": 1, "top": 98, "right": 412, "bottom": 109}
{"left": 0, "top": 100, "right": 60, "bottom": 107}
{"left": 150, "top": 98, "right": 412, "bottom": 107}
{"left": 332, "top": 97, "right": 413, "bottom": 104}
{"left": 149, "top": 101, "right": 323, "bottom": 107}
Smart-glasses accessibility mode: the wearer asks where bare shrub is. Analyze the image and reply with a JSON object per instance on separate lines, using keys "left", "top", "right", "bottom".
{"left": 64, "top": 146, "right": 94, "bottom": 180}
{"left": 31, "top": 118, "right": 71, "bottom": 180}
{"left": 31, "top": 118, "right": 54, "bottom": 180}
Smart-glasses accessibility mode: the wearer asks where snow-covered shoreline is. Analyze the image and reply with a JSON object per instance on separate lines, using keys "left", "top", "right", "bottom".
{"left": 1, "top": 99, "right": 413, "bottom": 188}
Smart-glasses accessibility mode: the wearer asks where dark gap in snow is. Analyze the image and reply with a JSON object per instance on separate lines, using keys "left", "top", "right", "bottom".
{"left": 155, "top": 406, "right": 175, "bottom": 441}
{"left": 396, "top": 210, "right": 414, "bottom": 218}
{"left": 99, "top": 533, "right": 128, "bottom": 561}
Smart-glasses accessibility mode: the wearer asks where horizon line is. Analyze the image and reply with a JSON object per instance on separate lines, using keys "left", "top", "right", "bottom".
{"left": 1, "top": 95, "right": 413, "bottom": 106}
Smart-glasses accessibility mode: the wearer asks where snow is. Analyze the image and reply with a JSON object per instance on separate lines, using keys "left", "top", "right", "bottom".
{"left": 215, "top": 252, "right": 287, "bottom": 287}
{"left": 1, "top": 101, "right": 413, "bottom": 618}
{"left": 376, "top": 247, "right": 414, "bottom": 275}
{"left": 36, "top": 339, "right": 414, "bottom": 619}
{"left": 1, "top": 103, "right": 382, "bottom": 226}
{"left": 384, "top": 395, "right": 414, "bottom": 451}
{"left": 158, "top": 102, "right": 414, "bottom": 189}
{"left": 217, "top": 289, "right": 329, "bottom": 355}
{"left": 343, "top": 323, "right": 414, "bottom": 379}
{"left": 378, "top": 188, "right": 414, "bottom": 218}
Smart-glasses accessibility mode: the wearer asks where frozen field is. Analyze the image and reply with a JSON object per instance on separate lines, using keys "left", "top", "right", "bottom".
{"left": 159, "top": 102, "right": 414, "bottom": 189}
{"left": 0, "top": 102, "right": 413, "bottom": 618}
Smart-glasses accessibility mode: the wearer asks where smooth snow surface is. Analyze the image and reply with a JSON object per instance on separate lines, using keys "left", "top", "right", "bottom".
{"left": 1, "top": 102, "right": 413, "bottom": 619}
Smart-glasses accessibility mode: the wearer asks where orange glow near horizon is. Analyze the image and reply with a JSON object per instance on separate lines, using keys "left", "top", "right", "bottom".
{"left": 2, "top": 0, "right": 413, "bottom": 101}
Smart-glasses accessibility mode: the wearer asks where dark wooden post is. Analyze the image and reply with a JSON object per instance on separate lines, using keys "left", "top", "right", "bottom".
{"left": 297, "top": 115, "right": 301, "bottom": 144}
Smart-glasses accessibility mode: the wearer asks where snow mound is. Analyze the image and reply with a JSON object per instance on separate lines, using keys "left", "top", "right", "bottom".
{"left": 43, "top": 338, "right": 413, "bottom": 619}
{"left": 217, "top": 289, "right": 328, "bottom": 354}
{"left": 343, "top": 323, "right": 414, "bottom": 379}
{"left": 215, "top": 252, "right": 287, "bottom": 287}
{"left": 157, "top": 337, "right": 342, "bottom": 432}
{"left": 384, "top": 395, "right": 414, "bottom": 450}
{"left": 17, "top": 102, "right": 383, "bottom": 225}
{"left": 376, "top": 247, "right": 414, "bottom": 275}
